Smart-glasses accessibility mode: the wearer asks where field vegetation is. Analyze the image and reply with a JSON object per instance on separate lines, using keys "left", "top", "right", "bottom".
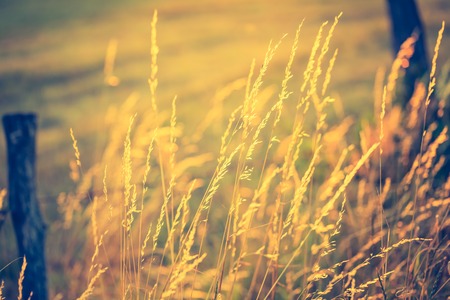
{"left": 0, "top": 0, "right": 450, "bottom": 299}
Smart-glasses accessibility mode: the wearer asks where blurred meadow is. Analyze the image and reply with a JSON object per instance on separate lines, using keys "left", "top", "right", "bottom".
{"left": 0, "top": 0, "right": 449, "bottom": 196}
{"left": 1, "top": 0, "right": 450, "bottom": 299}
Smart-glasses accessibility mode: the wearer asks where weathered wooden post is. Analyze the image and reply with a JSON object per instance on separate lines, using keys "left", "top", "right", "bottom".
{"left": 385, "top": 0, "right": 450, "bottom": 186}
{"left": 2, "top": 113, "right": 48, "bottom": 300}
{"left": 386, "top": 0, "right": 429, "bottom": 107}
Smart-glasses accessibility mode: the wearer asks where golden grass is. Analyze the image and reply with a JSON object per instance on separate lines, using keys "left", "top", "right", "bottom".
{"left": 1, "top": 9, "right": 448, "bottom": 300}
{"left": 0, "top": 189, "right": 6, "bottom": 212}
{"left": 0, "top": 281, "right": 4, "bottom": 300}
{"left": 53, "top": 12, "right": 448, "bottom": 299}
{"left": 17, "top": 257, "right": 26, "bottom": 300}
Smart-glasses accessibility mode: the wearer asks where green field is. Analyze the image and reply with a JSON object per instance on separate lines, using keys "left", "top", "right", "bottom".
{"left": 1, "top": 0, "right": 450, "bottom": 298}
{"left": 0, "top": 0, "right": 449, "bottom": 196}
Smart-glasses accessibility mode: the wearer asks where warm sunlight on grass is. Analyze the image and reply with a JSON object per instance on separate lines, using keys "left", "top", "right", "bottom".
{"left": 0, "top": 1, "right": 448, "bottom": 194}
{"left": 0, "top": 1, "right": 450, "bottom": 299}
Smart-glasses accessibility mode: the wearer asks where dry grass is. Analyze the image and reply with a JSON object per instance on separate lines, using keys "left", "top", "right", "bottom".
{"left": 1, "top": 9, "right": 449, "bottom": 300}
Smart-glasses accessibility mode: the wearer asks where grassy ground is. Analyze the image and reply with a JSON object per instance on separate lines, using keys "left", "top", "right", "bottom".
{"left": 0, "top": 0, "right": 450, "bottom": 298}
{"left": 0, "top": 0, "right": 448, "bottom": 197}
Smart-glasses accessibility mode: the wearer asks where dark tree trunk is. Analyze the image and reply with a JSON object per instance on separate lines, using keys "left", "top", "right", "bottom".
{"left": 386, "top": 0, "right": 429, "bottom": 107}
{"left": 2, "top": 113, "right": 48, "bottom": 300}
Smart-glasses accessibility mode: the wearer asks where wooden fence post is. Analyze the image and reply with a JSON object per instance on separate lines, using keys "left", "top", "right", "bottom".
{"left": 385, "top": 0, "right": 450, "bottom": 187}
{"left": 386, "top": 0, "right": 429, "bottom": 107}
{"left": 2, "top": 113, "right": 48, "bottom": 300}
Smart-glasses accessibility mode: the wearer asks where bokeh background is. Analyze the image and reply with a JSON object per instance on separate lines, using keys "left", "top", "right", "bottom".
{"left": 1, "top": 0, "right": 449, "bottom": 197}
{"left": 0, "top": 0, "right": 450, "bottom": 297}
